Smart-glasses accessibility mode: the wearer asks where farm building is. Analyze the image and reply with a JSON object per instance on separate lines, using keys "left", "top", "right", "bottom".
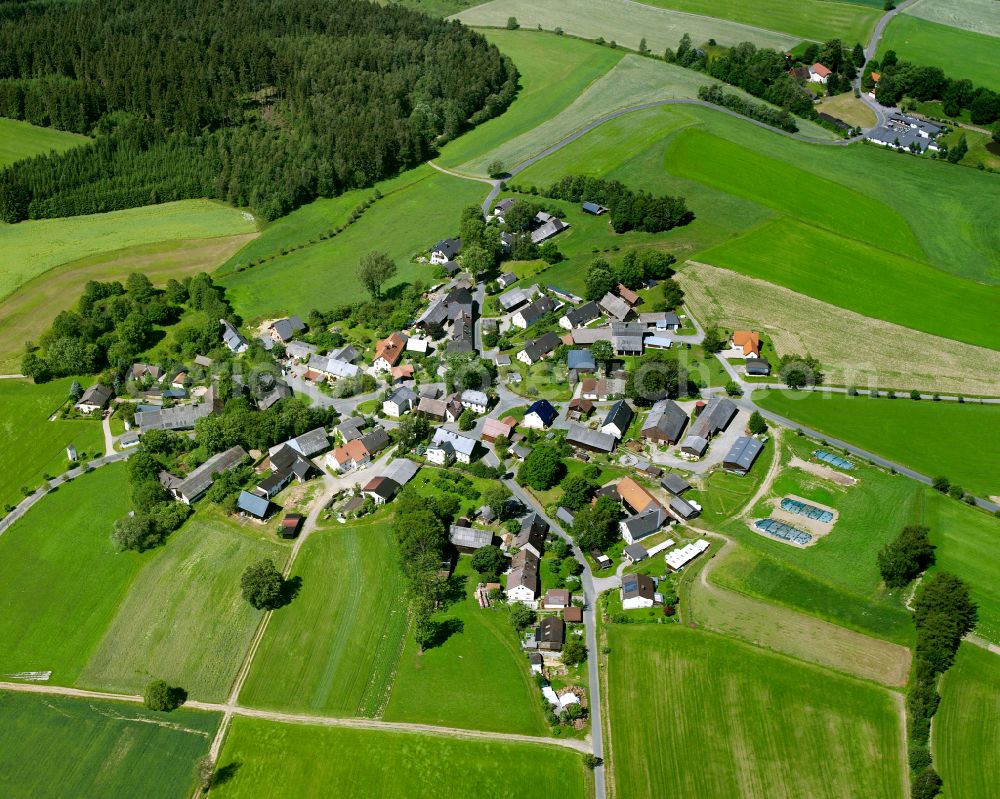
{"left": 660, "top": 473, "right": 692, "bottom": 496}
{"left": 135, "top": 387, "right": 219, "bottom": 432}
{"left": 680, "top": 435, "right": 709, "bottom": 457}
{"left": 427, "top": 427, "right": 477, "bottom": 465}
{"left": 160, "top": 445, "right": 248, "bottom": 504}
{"left": 543, "top": 589, "right": 571, "bottom": 610}
{"left": 645, "top": 336, "right": 672, "bottom": 350}
{"left": 581, "top": 201, "right": 608, "bottom": 215}
{"left": 567, "top": 349, "right": 596, "bottom": 373}
{"left": 481, "top": 417, "right": 514, "bottom": 443}
{"left": 280, "top": 514, "right": 304, "bottom": 539}
{"left": 617, "top": 477, "right": 660, "bottom": 516}
{"left": 449, "top": 525, "right": 494, "bottom": 553}
{"left": 498, "top": 286, "right": 532, "bottom": 312}
{"left": 665, "top": 539, "right": 710, "bottom": 571}
{"left": 690, "top": 397, "right": 738, "bottom": 440}
{"left": 523, "top": 399, "right": 558, "bottom": 429}
{"left": 237, "top": 490, "right": 271, "bottom": 520}
{"left": 723, "top": 436, "right": 764, "bottom": 475}
{"left": 601, "top": 399, "right": 634, "bottom": 439}
{"left": 745, "top": 358, "right": 771, "bottom": 376}
{"left": 642, "top": 399, "right": 688, "bottom": 445}
{"left": 567, "top": 398, "right": 594, "bottom": 421}
{"left": 621, "top": 573, "right": 658, "bottom": 610}
{"left": 75, "top": 384, "right": 112, "bottom": 413}
{"left": 616, "top": 284, "right": 641, "bottom": 307}
{"left": 666, "top": 495, "right": 700, "bottom": 522}
{"left": 268, "top": 316, "right": 305, "bottom": 343}
{"left": 566, "top": 425, "right": 616, "bottom": 454}
{"left": 507, "top": 549, "right": 541, "bottom": 604}
{"left": 285, "top": 340, "right": 318, "bottom": 361}
{"left": 599, "top": 292, "right": 632, "bottom": 322}
{"left": 611, "top": 322, "right": 645, "bottom": 356}
{"left": 570, "top": 327, "right": 612, "bottom": 346}
{"left": 530, "top": 212, "right": 569, "bottom": 245}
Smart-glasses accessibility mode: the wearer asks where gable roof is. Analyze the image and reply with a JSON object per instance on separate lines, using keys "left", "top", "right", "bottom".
{"left": 567, "top": 349, "right": 596, "bottom": 371}
{"left": 173, "top": 445, "right": 248, "bottom": 501}
{"left": 602, "top": 399, "right": 634, "bottom": 433}
{"left": 498, "top": 286, "right": 530, "bottom": 311}
{"left": 386, "top": 386, "right": 418, "bottom": 407}
{"left": 521, "top": 331, "right": 561, "bottom": 362}
{"left": 360, "top": 427, "right": 390, "bottom": 454}
{"left": 530, "top": 217, "right": 569, "bottom": 244}
{"left": 374, "top": 332, "right": 408, "bottom": 366}
{"left": 237, "top": 490, "right": 270, "bottom": 518}
{"left": 220, "top": 319, "right": 247, "bottom": 352}
{"left": 642, "top": 399, "right": 688, "bottom": 442}
{"left": 599, "top": 292, "right": 632, "bottom": 322}
{"left": 660, "top": 473, "right": 692, "bottom": 495}
{"left": 363, "top": 476, "right": 401, "bottom": 500}
{"left": 432, "top": 238, "right": 462, "bottom": 259}
{"left": 429, "top": 427, "right": 476, "bottom": 457}
{"left": 624, "top": 542, "right": 649, "bottom": 561}
{"left": 78, "top": 383, "right": 113, "bottom": 406}
{"left": 731, "top": 330, "right": 760, "bottom": 357}
{"left": 690, "top": 397, "right": 737, "bottom": 440}
{"left": 724, "top": 436, "right": 764, "bottom": 472}
{"left": 270, "top": 316, "right": 305, "bottom": 342}
{"left": 622, "top": 572, "right": 655, "bottom": 600}
{"left": 286, "top": 427, "right": 329, "bottom": 457}
{"left": 515, "top": 296, "right": 556, "bottom": 326}
{"left": 616, "top": 284, "right": 641, "bottom": 306}
{"left": 810, "top": 62, "right": 832, "bottom": 78}
{"left": 566, "top": 425, "right": 616, "bottom": 453}
{"left": 622, "top": 507, "right": 665, "bottom": 541}
{"left": 562, "top": 301, "right": 601, "bottom": 328}
{"left": 449, "top": 525, "right": 493, "bottom": 550}
{"left": 525, "top": 399, "right": 557, "bottom": 425}
{"left": 338, "top": 417, "right": 365, "bottom": 441}
{"left": 617, "top": 476, "right": 659, "bottom": 515}
{"left": 538, "top": 616, "right": 565, "bottom": 644}
{"left": 461, "top": 389, "right": 489, "bottom": 407}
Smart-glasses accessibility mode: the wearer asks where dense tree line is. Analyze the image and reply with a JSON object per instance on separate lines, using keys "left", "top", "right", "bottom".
{"left": 697, "top": 84, "right": 799, "bottom": 133}
{"left": 583, "top": 252, "right": 679, "bottom": 305}
{"left": 0, "top": 0, "right": 518, "bottom": 222}
{"left": 542, "top": 175, "right": 692, "bottom": 233}
{"left": 869, "top": 52, "right": 1000, "bottom": 126}
{"left": 194, "top": 396, "right": 337, "bottom": 454}
{"left": 21, "top": 271, "right": 231, "bottom": 383}
{"left": 877, "top": 525, "right": 935, "bottom": 588}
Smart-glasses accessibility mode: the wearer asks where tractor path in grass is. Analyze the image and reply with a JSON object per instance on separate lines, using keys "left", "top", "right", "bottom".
{"left": 0, "top": 680, "right": 590, "bottom": 753}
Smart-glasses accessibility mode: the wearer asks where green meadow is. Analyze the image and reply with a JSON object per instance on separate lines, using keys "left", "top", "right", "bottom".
{"left": 454, "top": 0, "right": 803, "bottom": 52}
{"left": 878, "top": 13, "right": 1000, "bottom": 93}
{"left": 923, "top": 491, "right": 1000, "bottom": 645}
{"left": 606, "top": 626, "right": 906, "bottom": 799}
{"left": 239, "top": 521, "right": 409, "bottom": 717}
{"left": 934, "top": 643, "right": 1000, "bottom": 799}
{"left": 0, "top": 117, "right": 89, "bottom": 168}
{"left": 639, "top": 0, "right": 880, "bottom": 43}
{"left": 213, "top": 717, "right": 589, "bottom": 798}
{"left": 436, "top": 30, "right": 623, "bottom": 169}
{"left": 78, "top": 511, "right": 287, "bottom": 702}
{"left": 0, "top": 377, "right": 105, "bottom": 510}
{"left": 0, "top": 199, "right": 257, "bottom": 304}
{"left": 753, "top": 391, "right": 1000, "bottom": 498}
{"left": 904, "top": 0, "right": 1000, "bottom": 38}
{"left": 0, "top": 464, "right": 142, "bottom": 683}
{"left": 0, "top": 692, "right": 219, "bottom": 799}
{"left": 219, "top": 166, "right": 487, "bottom": 321}
{"left": 384, "top": 557, "right": 549, "bottom": 735}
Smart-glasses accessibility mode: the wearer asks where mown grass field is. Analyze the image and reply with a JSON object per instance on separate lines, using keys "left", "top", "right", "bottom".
{"left": 696, "top": 217, "right": 998, "bottom": 349}
{"left": 0, "top": 117, "right": 89, "bottom": 168}
{"left": 0, "top": 464, "right": 142, "bottom": 683}
{"left": 677, "top": 262, "right": 1000, "bottom": 396}
{"left": 220, "top": 166, "right": 486, "bottom": 321}
{"left": 239, "top": 521, "right": 409, "bottom": 717}
{"left": 904, "top": 0, "right": 1000, "bottom": 38}
{"left": 878, "top": 13, "right": 1000, "bottom": 93}
{"left": 0, "top": 199, "right": 257, "bottom": 304}
{"left": 0, "top": 692, "right": 219, "bottom": 799}
{"left": 78, "top": 510, "right": 287, "bottom": 702}
{"left": 639, "top": 0, "right": 880, "bottom": 43}
{"left": 462, "top": 52, "right": 834, "bottom": 175}
{"left": 0, "top": 233, "right": 255, "bottom": 372}
{"left": 815, "top": 91, "right": 877, "bottom": 128}
{"left": 516, "top": 103, "right": 1000, "bottom": 286}
{"left": 0, "top": 378, "right": 105, "bottom": 509}
{"left": 436, "top": 30, "right": 623, "bottom": 169}
{"left": 384, "top": 557, "right": 549, "bottom": 735}
{"left": 605, "top": 625, "right": 906, "bottom": 799}
{"left": 213, "top": 717, "right": 589, "bottom": 798}
{"left": 934, "top": 644, "right": 1000, "bottom": 799}
{"left": 753, "top": 390, "right": 1000, "bottom": 498}
{"left": 453, "top": 0, "right": 803, "bottom": 52}
{"left": 923, "top": 491, "right": 1000, "bottom": 644}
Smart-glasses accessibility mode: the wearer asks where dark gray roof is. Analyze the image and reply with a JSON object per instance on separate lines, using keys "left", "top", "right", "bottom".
{"left": 135, "top": 387, "right": 217, "bottom": 431}
{"left": 621, "top": 508, "right": 664, "bottom": 541}
{"left": 599, "top": 293, "right": 632, "bottom": 321}
{"left": 288, "top": 427, "right": 330, "bottom": 456}
{"left": 668, "top": 495, "right": 699, "bottom": 519}
{"left": 602, "top": 399, "right": 634, "bottom": 434}
{"left": 562, "top": 301, "right": 601, "bottom": 328}
{"left": 498, "top": 286, "right": 530, "bottom": 311}
{"left": 258, "top": 383, "right": 292, "bottom": 410}
{"left": 624, "top": 543, "right": 648, "bottom": 561}
{"left": 338, "top": 417, "right": 365, "bottom": 442}
{"left": 360, "top": 427, "right": 390, "bottom": 453}
{"left": 566, "top": 425, "right": 616, "bottom": 453}
{"left": 745, "top": 358, "right": 771, "bottom": 375}
{"left": 525, "top": 399, "right": 557, "bottom": 426}
{"left": 270, "top": 316, "right": 305, "bottom": 342}
{"left": 174, "top": 445, "right": 248, "bottom": 501}
{"left": 643, "top": 399, "right": 688, "bottom": 443}
{"left": 78, "top": 383, "right": 113, "bottom": 407}
{"left": 567, "top": 350, "right": 596, "bottom": 371}
{"left": 724, "top": 436, "right": 764, "bottom": 472}
{"left": 516, "top": 296, "right": 556, "bottom": 326}
{"left": 220, "top": 319, "right": 247, "bottom": 352}
{"left": 433, "top": 238, "right": 462, "bottom": 259}
{"left": 681, "top": 435, "right": 709, "bottom": 456}
{"left": 521, "top": 332, "right": 561, "bottom": 362}
{"left": 660, "top": 473, "right": 691, "bottom": 495}
{"left": 538, "top": 616, "right": 565, "bottom": 644}
{"left": 690, "top": 397, "right": 737, "bottom": 440}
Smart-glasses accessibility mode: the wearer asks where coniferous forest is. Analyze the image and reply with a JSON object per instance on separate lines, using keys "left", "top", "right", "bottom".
{"left": 0, "top": 0, "right": 518, "bottom": 222}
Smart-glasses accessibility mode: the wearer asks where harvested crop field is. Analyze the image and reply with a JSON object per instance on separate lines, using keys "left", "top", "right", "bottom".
{"left": 453, "top": 0, "right": 802, "bottom": 53}
{"left": 904, "top": 0, "right": 1000, "bottom": 38}
{"left": 678, "top": 262, "right": 1000, "bottom": 395}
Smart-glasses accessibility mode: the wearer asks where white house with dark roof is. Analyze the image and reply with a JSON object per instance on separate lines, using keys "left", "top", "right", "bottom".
{"left": 517, "top": 332, "right": 562, "bottom": 365}
{"left": 75, "top": 384, "right": 113, "bottom": 413}
{"left": 383, "top": 386, "right": 417, "bottom": 418}
{"left": 220, "top": 319, "right": 248, "bottom": 353}
{"left": 427, "top": 427, "right": 476, "bottom": 465}
{"left": 601, "top": 399, "right": 634, "bottom": 440}
{"left": 430, "top": 238, "right": 461, "bottom": 264}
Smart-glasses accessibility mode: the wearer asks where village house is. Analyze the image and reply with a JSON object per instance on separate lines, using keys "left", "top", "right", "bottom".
{"left": 220, "top": 319, "right": 248, "bottom": 353}
{"left": 566, "top": 425, "right": 616, "bottom": 454}
{"left": 641, "top": 399, "right": 689, "bottom": 445}
{"left": 523, "top": 399, "right": 558, "bottom": 429}
{"left": 543, "top": 588, "right": 571, "bottom": 610}
{"left": 511, "top": 296, "right": 556, "bottom": 329}
{"left": 616, "top": 284, "right": 641, "bottom": 307}
{"left": 730, "top": 330, "right": 761, "bottom": 359}
{"left": 160, "top": 445, "right": 248, "bottom": 504}
{"left": 808, "top": 62, "right": 831, "bottom": 84}
{"left": 507, "top": 549, "right": 541, "bottom": 604}
{"left": 325, "top": 427, "right": 389, "bottom": 472}
{"left": 460, "top": 389, "right": 489, "bottom": 414}
{"left": 537, "top": 616, "right": 565, "bottom": 651}
{"left": 130, "top": 363, "right": 163, "bottom": 382}
{"left": 382, "top": 386, "right": 418, "bottom": 418}
{"left": 497, "top": 271, "right": 518, "bottom": 288}
{"left": 580, "top": 378, "right": 609, "bottom": 401}
{"left": 362, "top": 476, "right": 401, "bottom": 505}
{"left": 307, "top": 354, "right": 359, "bottom": 381}
{"left": 268, "top": 316, "right": 305, "bottom": 343}
{"left": 75, "top": 384, "right": 113, "bottom": 414}
{"left": 373, "top": 332, "right": 408, "bottom": 372}
{"left": 427, "top": 427, "right": 477, "bottom": 465}
{"left": 481, "top": 416, "right": 515, "bottom": 443}
{"left": 621, "top": 573, "right": 659, "bottom": 610}
{"left": 620, "top": 507, "right": 667, "bottom": 545}
{"left": 430, "top": 238, "right": 461, "bottom": 264}
{"left": 599, "top": 292, "right": 633, "bottom": 322}
{"left": 566, "top": 398, "right": 594, "bottom": 422}
{"left": 530, "top": 211, "right": 569, "bottom": 245}
{"left": 559, "top": 301, "right": 601, "bottom": 330}
{"left": 624, "top": 542, "right": 648, "bottom": 564}
{"left": 517, "top": 331, "right": 562, "bottom": 365}
{"left": 601, "top": 399, "right": 634, "bottom": 440}
{"left": 514, "top": 512, "right": 548, "bottom": 558}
